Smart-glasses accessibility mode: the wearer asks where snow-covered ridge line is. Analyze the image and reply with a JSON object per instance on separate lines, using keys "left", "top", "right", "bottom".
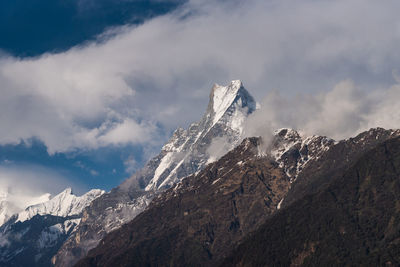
{"left": 16, "top": 188, "right": 105, "bottom": 223}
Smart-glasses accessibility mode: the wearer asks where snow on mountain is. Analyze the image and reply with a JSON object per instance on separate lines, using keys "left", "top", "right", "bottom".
{"left": 16, "top": 188, "right": 104, "bottom": 223}
{"left": 143, "top": 80, "right": 257, "bottom": 191}
{"left": 0, "top": 187, "right": 103, "bottom": 266}
{"left": 269, "top": 128, "right": 335, "bottom": 181}
{"left": 211, "top": 80, "right": 243, "bottom": 125}
{"left": 54, "top": 80, "right": 258, "bottom": 266}
{"left": 0, "top": 189, "right": 51, "bottom": 226}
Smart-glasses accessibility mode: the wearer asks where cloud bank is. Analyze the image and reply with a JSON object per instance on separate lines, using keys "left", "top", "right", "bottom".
{"left": 1, "top": 0, "right": 400, "bottom": 154}
{"left": 244, "top": 79, "right": 400, "bottom": 141}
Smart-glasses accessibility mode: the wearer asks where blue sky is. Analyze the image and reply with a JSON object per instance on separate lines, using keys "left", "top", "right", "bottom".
{"left": 0, "top": 0, "right": 183, "bottom": 57}
{"left": 0, "top": 0, "right": 183, "bottom": 194}
{"left": 1, "top": 0, "right": 400, "bottom": 198}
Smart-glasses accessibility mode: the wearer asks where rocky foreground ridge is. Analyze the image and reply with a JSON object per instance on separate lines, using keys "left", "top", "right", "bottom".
{"left": 78, "top": 128, "right": 400, "bottom": 266}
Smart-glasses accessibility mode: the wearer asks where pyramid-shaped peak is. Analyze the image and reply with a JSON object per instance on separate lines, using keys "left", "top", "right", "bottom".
{"left": 208, "top": 80, "right": 255, "bottom": 126}
{"left": 211, "top": 80, "right": 243, "bottom": 106}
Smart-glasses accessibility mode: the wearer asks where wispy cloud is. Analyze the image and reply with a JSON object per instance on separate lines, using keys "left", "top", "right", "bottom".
{"left": 1, "top": 0, "right": 400, "bottom": 154}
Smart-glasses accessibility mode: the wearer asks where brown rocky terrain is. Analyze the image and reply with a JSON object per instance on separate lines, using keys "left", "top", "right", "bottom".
{"left": 75, "top": 128, "right": 400, "bottom": 267}
{"left": 76, "top": 137, "right": 290, "bottom": 266}
{"left": 223, "top": 136, "right": 400, "bottom": 266}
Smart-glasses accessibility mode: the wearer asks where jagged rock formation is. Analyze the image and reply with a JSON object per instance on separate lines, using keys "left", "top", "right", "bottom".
{"left": 0, "top": 188, "right": 103, "bottom": 267}
{"left": 223, "top": 136, "right": 400, "bottom": 266}
{"left": 270, "top": 128, "right": 335, "bottom": 181}
{"left": 281, "top": 128, "right": 400, "bottom": 208}
{"left": 53, "top": 80, "right": 257, "bottom": 266}
{"left": 76, "top": 137, "right": 290, "bottom": 266}
{"left": 138, "top": 79, "right": 257, "bottom": 191}
{"left": 77, "top": 128, "right": 400, "bottom": 267}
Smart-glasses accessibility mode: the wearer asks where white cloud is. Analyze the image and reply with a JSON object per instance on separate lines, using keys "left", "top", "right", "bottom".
{"left": 98, "top": 119, "right": 155, "bottom": 145}
{"left": 244, "top": 79, "right": 400, "bottom": 141}
{"left": 0, "top": 164, "right": 87, "bottom": 224}
{"left": 1, "top": 0, "right": 400, "bottom": 153}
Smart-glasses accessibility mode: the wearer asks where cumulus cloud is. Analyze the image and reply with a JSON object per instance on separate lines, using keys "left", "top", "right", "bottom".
{"left": 1, "top": 0, "right": 400, "bottom": 153}
{"left": 244, "top": 79, "right": 400, "bottom": 141}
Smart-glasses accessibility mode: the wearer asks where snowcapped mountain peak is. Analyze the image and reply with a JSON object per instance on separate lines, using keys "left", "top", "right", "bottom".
{"left": 55, "top": 80, "right": 259, "bottom": 266}
{"left": 208, "top": 80, "right": 255, "bottom": 127}
{"left": 16, "top": 188, "right": 105, "bottom": 223}
{"left": 142, "top": 80, "right": 256, "bottom": 191}
{"left": 211, "top": 80, "right": 242, "bottom": 120}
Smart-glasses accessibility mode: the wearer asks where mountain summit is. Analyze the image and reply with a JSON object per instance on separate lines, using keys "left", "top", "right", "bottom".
{"left": 143, "top": 80, "right": 256, "bottom": 191}
{"left": 54, "top": 80, "right": 257, "bottom": 266}
{"left": 207, "top": 80, "right": 256, "bottom": 130}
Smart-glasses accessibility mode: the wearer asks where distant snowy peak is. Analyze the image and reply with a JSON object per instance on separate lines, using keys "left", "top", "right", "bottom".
{"left": 17, "top": 188, "right": 105, "bottom": 223}
{"left": 0, "top": 189, "right": 52, "bottom": 226}
{"left": 145, "top": 80, "right": 256, "bottom": 191}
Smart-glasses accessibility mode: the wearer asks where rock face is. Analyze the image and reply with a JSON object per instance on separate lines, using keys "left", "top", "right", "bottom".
{"left": 53, "top": 80, "right": 258, "bottom": 266}
{"left": 223, "top": 136, "right": 400, "bottom": 266}
{"left": 138, "top": 79, "right": 257, "bottom": 191}
{"left": 270, "top": 128, "right": 335, "bottom": 181}
{"left": 76, "top": 137, "right": 290, "bottom": 267}
{"left": 0, "top": 188, "right": 103, "bottom": 267}
{"left": 77, "top": 128, "right": 400, "bottom": 267}
{"left": 282, "top": 127, "right": 400, "bottom": 208}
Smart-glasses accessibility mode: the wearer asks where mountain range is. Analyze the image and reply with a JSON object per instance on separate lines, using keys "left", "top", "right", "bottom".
{"left": 0, "top": 188, "right": 104, "bottom": 266}
{"left": 1, "top": 80, "right": 400, "bottom": 266}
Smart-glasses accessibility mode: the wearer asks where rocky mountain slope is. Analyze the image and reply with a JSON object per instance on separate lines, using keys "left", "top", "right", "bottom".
{"left": 0, "top": 188, "right": 103, "bottom": 267}
{"left": 223, "top": 136, "right": 400, "bottom": 266}
{"left": 77, "top": 128, "right": 400, "bottom": 266}
{"left": 53, "top": 80, "right": 258, "bottom": 266}
{"left": 77, "top": 137, "right": 290, "bottom": 266}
